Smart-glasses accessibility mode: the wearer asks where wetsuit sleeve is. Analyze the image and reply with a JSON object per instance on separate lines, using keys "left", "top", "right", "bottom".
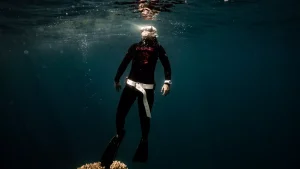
{"left": 158, "top": 45, "right": 172, "bottom": 81}
{"left": 114, "top": 44, "right": 135, "bottom": 83}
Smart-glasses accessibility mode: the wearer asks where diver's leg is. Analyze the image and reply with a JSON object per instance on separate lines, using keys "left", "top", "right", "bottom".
{"left": 137, "top": 89, "right": 154, "bottom": 140}
{"left": 132, "top": 89, "right": 154, "bottom": 162}
{"left": 116, "top": 85, "right": 137, "bottom": 136}
{"left": 101, "top": 85, "right": 136, "bottom": 167}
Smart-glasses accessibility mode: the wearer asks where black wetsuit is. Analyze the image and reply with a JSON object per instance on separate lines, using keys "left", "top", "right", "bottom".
{"left": 114, "top": 38, "right": 171, "bottom": 139}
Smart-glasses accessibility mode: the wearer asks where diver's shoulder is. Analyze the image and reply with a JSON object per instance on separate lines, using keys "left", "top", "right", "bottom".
{"left": 131, "top": 42, "right": 140, "bottom": 47}
{"left": 157, "top": 43, "right": 165, "bottom": 49}
{"left": 128, "top": 43, "right": 138, "bottom": 50}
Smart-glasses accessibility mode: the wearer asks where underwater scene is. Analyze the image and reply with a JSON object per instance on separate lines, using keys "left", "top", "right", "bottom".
{"left": 1, "top": 0, "right": 298, "bottom": 169}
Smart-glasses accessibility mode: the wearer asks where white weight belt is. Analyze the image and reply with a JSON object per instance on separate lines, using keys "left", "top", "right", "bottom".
{"left": 126, "top": 79, "right": 154, "bottom": 118}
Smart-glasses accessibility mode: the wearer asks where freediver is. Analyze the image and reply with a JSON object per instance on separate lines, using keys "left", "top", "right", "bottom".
{"left": 100, "top": 25, "right": 172, "bottom": 166}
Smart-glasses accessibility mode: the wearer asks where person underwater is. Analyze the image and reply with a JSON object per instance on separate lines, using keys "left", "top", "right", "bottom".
{"left": 101, "top": 25, "right": 172, "bottom": 166}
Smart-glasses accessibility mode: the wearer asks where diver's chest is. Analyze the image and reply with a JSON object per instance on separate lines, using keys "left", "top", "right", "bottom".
{"left": 135, "top": 46, "right": 158, "bottom": 61}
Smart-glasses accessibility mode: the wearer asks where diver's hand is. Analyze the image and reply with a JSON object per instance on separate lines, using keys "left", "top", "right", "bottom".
{"left": 114, "top": 81, "right": 122, "bottom": 92}
{"left": 161, "top": 84, "right": 170, "bottom": 96}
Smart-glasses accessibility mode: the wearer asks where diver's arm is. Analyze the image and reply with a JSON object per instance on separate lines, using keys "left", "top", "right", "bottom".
{"left": 158, "top": 45, "right": 172, "bottom": 84}
{"left": 114, "top": 44, "right": 135, "bottom": 83}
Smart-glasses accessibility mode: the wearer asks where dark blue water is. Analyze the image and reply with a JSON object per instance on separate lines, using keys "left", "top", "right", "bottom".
{"left": 1, "top": 0, "right": 299, "bottom": 169}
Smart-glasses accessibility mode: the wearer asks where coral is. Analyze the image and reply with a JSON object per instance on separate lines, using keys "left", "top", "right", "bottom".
{"left": 77, "top": 160, "right": 128, "bottom": 169}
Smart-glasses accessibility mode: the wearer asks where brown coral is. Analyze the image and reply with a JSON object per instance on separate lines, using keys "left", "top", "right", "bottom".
{"left": 77, "top": 161, "right": 128, "bottom": 169}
